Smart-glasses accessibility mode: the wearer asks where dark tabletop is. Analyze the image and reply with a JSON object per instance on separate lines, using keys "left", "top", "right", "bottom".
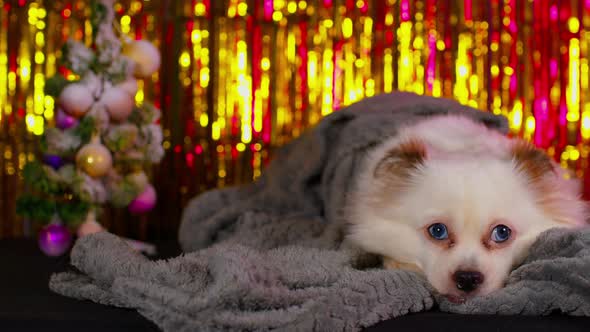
{"left": 1, "top": 239, "right": 589, "bottom": 332}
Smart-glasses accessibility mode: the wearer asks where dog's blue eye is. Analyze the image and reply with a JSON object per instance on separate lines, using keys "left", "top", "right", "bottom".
{"left": 428, "top": 223, "right": 448, "bottom": 240}
{"left": 491, "top": 225, "right": 511, "bottom": 243}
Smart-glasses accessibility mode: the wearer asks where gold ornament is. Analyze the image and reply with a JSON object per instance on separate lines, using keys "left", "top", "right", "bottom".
{"left": 76, "top": 142, "right": 113, "bottom": 178}
{"left": 122, "top": 40, "right": 161, "bottom": 79}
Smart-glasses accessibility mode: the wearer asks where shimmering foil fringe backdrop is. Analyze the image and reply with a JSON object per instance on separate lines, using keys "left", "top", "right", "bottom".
{"left": 0, "top": 0, "right": 589, "bottom": 240}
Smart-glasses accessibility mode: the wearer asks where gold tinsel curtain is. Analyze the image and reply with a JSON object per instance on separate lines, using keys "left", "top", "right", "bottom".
{"left": 1, "top": 0, "right": 589, "bottom": 240}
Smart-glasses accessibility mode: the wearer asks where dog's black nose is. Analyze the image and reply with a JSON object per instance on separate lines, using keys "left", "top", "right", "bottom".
{"left": 453, "top": 271, "right": 484, "bottom": 293}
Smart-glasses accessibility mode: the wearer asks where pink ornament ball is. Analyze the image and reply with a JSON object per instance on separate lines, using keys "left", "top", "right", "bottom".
{"left": 77, "top": 219, "right": 105, "bottom": 238}
{"left": 55, "top": 109, "right": 79, "bottom": 129}
{"left": 38, "top": 224, "right": 72, "bottom": 257}
{"left": 117, "top": 78, "right": 139, "bottom": 97}
{"left": 101, "top": 87, "right": 135, "bottom": 122}
{"left": 59, "top": 83, "right": 94, "bottom": 118}
{"left": 123, "top": 40, "right": 161, "bottom": 78}
{"left": 128, "top": 184, "right": 157, "bottom": 214}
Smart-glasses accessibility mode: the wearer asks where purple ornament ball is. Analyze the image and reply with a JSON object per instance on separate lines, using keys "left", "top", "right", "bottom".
{"left": 128, "top": 184, "right": 157, "bottom": 214}
{"left": 43, "top": 154, "right": 64, "bottom": 169}
{"left": 56, "top": 109, "right": 79, "bottom": 130}
{"left": 38, "top": 224, "right": 72, "bottom": 257}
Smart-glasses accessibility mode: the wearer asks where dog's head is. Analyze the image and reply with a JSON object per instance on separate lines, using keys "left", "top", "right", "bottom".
{"left": 347, "top": 135, "right": 587, "bottom": 302}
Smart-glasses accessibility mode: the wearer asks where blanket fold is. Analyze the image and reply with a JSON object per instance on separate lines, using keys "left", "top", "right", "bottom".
{"left": 50, "top": 92, "right": 590, "bottom": 331}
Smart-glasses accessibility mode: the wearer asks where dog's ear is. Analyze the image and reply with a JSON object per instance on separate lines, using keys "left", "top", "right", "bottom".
{"left": 511, "top": 141, "right": 554, "bottom": 182}
{"left": 511, "top": 141, "right": 588, "bottom": 226}
{"left": 374, "top": 139, "right": 426, "bottom": 178}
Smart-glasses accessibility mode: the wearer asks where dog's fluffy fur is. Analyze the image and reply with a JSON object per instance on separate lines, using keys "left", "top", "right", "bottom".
{"left": 346, "top": 115, "right": 588, "bottom": 301}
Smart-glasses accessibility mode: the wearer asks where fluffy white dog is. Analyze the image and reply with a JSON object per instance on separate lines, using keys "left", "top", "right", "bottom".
{"left": 346, "top": 115, "right": 588, "bottom": 303}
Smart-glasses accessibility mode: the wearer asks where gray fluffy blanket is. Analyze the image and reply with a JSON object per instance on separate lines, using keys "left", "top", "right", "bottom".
{"left": 50, "top": 93, "right": 590, "bottom": 331}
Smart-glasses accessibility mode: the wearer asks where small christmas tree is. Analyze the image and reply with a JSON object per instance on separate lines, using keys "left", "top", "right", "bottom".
{"left": 17, "top": 0, "right": 163, "bottom": 256}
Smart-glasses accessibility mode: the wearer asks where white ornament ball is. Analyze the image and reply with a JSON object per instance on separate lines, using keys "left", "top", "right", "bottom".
{"left": 123, "top": 40, "right": 161, "bottom": 79}
{"left": 59, "top": 83, "right": 94, "bottom": 117}
{"left": 101, "top": 87, "right": 135, "bottom": 122}
{"left": 117, "top": 78, "right": 139, "bottom": 97}
{"left": 76, "top": 142, "right": 113, "bottom": 178}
